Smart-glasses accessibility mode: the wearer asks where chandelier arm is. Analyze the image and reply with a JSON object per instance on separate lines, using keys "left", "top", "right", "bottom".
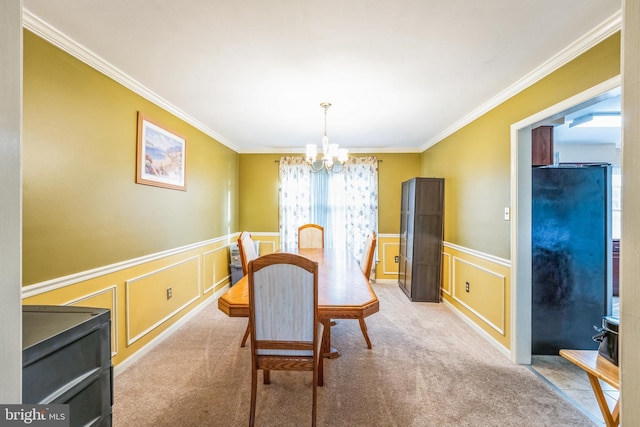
{"left": 310, "top": 160, "right": 324, "bottom": 173}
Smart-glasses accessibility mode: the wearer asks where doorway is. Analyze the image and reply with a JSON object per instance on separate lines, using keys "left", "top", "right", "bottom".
{"left": 510, "top": 76, "right": 621, "bottom": 364}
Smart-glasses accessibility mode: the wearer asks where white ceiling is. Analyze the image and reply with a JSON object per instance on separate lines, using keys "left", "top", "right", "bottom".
{"left": 553, "top": 92, "right": 621, "bottom": 146}
{"left": 22, "top": 1, "right": 621, "bottom": 153}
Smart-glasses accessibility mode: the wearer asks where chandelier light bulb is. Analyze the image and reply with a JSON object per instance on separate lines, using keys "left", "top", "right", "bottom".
{"left": 306, "top": 144, "right": 318, "bottom": 162}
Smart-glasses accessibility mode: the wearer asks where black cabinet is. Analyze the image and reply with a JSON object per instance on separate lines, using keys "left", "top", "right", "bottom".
{"left": 531, "top": 165, "right": 612, "bottom": 354}
{"left": 398, "top": 177, "right": 444, "bottom": 302}
{"left": 23, "top": 305, "right": 113, "bottom": 427}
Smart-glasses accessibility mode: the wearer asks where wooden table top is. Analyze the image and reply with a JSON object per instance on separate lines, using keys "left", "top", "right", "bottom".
{"left": 217, "top": 248, "right": 379, "bottom": 320}
{"left": 559, "top": 349, "right": 619, "bottom": 389}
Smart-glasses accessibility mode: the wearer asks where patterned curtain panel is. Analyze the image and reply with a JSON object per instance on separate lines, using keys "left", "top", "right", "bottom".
{"left": 279, "top": 156, "right": 378, "bottom": 263}
{"left": 279, "top": 157, "right": 311, "bottom": 251}
{"left": 344, "top": 156, "right": 378, "bottom": 262}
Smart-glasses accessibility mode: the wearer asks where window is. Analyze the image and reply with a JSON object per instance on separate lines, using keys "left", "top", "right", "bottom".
{"left": 279, "top": 156, "right": 378, "bottom": 261}
{"left": 309, "top": 170, "right": 347, "bottom": 250}
{"left": 612, "top": 165, "right": 621, "bottom": 240}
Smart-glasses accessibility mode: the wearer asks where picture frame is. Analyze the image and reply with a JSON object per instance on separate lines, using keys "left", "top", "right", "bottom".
{"left": 136, "top": 112, "right": 186, "bottom": 191}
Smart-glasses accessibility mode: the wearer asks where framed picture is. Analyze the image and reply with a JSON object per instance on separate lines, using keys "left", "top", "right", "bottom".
{"left": 136, "top": 112, "right": 186, "bottom": 191}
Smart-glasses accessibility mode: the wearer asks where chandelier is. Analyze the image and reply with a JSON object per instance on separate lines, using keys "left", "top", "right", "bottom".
{"left": 305, "top": 102, "right": 348, "bottom": 173}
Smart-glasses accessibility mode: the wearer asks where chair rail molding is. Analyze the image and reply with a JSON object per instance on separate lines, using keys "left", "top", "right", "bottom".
{"left": 22, "top": 235, "right": 233, "bottom": 298}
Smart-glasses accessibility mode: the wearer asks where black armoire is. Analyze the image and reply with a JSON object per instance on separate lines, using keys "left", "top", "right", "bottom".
{"left": 398, "top": 177, "right": 444, "bottom": 302}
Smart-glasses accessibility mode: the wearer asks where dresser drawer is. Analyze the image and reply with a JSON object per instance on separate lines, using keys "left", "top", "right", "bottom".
{"left": 23, "top": 305, "right": 112, "bottom": 427}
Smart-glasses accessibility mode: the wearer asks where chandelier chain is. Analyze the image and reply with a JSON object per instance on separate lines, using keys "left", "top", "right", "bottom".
{"left": 322, "top": 102, "right": 330, "bottom": 138}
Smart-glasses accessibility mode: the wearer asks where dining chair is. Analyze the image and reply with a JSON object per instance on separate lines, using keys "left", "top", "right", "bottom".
{"left": 356, "top": 231, "right": 377, "bottom": 349}
{"left": 248, "top": 252, "right": 324, "bottom": 427}
{"left": 238, "top": 231, "right": 259, "bottom": 347}
{"left": 298, "top": 223, "right": 324, "bottom": 249}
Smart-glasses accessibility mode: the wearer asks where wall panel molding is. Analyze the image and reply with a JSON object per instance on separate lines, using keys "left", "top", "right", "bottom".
{"left": 203, "top": 246, "right": 229, "bottom": 294}
{"left": 452, "top": 256, "right": 506, "bottom": 335}
{"left": 125, "top": 256, "right": 201, "bottom": 346}
{"left": 441, "top": 252, "right": 452, "bottom": 296}
{"left": 258, "top": 240, "right": 277, "bottom": 254}
{"left": 114, "top": 294, "right": 219, "bottom": 376}
{"left": 381, "top": 241, "right": 399, "bottom": 275}
{"left": 63, "top": 286, "right": 119, "bottom": 357}
{"left": 22, "top": 236, "right": 230, "bottom": 298}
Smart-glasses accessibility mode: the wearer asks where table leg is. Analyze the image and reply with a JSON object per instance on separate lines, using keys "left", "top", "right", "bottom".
{"left": 611, "top": 400, "right": 620, "bottom": 426}
{"left": 587, "top": 373, "right": 619, "bottom": 427}
{"left": 320, "top": 317, "right": 340, "bottom": 359}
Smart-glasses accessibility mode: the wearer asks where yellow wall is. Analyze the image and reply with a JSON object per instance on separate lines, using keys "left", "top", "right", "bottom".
{"left": 22, "top": 30, "right": 239, "bottom": 285}
{"left": 22, "top": 30, "right": 243, "bottom": 367}
{"left": 422, "top": 33, "right": 621, "bottom": 259}
{"left": 238, "top": 154, "right": 282, "bottom": 232}
{"left": 376, "top": 153, "right": 423, "bottom": 233}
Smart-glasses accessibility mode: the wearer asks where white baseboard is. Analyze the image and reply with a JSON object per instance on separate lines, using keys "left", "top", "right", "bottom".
{"left": 113, "top": 286, "right": 228, "bottom": 376}
{"left": 373, "top": 278, "right": 397, "bottom": 284}
{"left": 442, "top": 298, "right": 511, "bottom": 360}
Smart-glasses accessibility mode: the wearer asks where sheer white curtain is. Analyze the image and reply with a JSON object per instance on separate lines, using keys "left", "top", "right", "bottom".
{"left": 279, "top": 156, "right": 378, "bottom": 261}
{"left": 279, "top": 157, "right": 311, "bottom": 251}
{"left": 344, "top": 156, "right": 378, "bottom": 260}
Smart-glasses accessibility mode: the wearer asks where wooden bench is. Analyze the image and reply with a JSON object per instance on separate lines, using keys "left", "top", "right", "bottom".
{"left": 559, "top": 349, "right": 619, "bottom": 427}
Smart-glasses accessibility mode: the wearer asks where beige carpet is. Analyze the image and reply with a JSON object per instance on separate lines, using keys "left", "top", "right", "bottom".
{"left": 112, "top": 282, "right": 595, "bottom": 426}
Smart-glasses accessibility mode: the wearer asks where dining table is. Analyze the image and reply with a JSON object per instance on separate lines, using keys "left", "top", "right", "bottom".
{"left": 217, "top": 247, "right": 380, "bottom": 358}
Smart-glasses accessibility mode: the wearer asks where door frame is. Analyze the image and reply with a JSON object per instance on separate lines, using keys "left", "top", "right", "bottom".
{"left": 509, "top": 75, "right": 621, "bottom": 364}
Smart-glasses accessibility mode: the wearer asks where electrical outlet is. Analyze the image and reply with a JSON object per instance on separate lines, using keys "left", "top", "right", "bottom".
{"left": 465, "top": 281, "right": 470, "bottom": 293}
{"left": 167, "top": 287, "right": 172, "bottom": 300}
{"left": 394, "top": 256, "right": 399, "bottom": 263}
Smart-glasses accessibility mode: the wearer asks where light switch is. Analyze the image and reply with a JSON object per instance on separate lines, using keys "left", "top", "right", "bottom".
{"left": 504, "top": 207, "right": 510, "bottom": 221}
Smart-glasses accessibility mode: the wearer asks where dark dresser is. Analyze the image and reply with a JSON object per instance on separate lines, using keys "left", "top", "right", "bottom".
{"left": 398, "top": 177, "right": 445, "bottom": 302}
{"left": 22, "top": 305, "right": 112, "bottom": 427}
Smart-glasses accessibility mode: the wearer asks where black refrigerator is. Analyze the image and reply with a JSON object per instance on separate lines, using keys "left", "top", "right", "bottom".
{"left": 531, "top": 163, "right": 612, "bottom": 355}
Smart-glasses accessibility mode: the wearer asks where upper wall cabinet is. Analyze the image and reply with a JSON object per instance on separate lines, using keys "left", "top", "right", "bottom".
{"left": 532, "top": 125, "right": 554, "bottom": 166}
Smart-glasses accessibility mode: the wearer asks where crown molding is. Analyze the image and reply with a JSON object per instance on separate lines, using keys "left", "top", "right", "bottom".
{"left": 420, "top": 10, "right": 622, "bottom": 152}
{"left": 238, "top": 146, "right": 423, "bottom": 154}
{"left": 22, "top": 8, "right": 621, "bottom": 156}
{"left": 22, "top": 8, "right": 239, "bottom": 152}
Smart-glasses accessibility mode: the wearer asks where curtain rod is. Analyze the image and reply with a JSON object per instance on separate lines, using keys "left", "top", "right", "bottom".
{"left": 273, "top": 159, "right": 383, "bottom": 163}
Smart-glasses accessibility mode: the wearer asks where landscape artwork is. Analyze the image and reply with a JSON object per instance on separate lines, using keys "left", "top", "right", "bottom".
{"left": 136, "top": 113, "right": 186, "bottom": 191}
